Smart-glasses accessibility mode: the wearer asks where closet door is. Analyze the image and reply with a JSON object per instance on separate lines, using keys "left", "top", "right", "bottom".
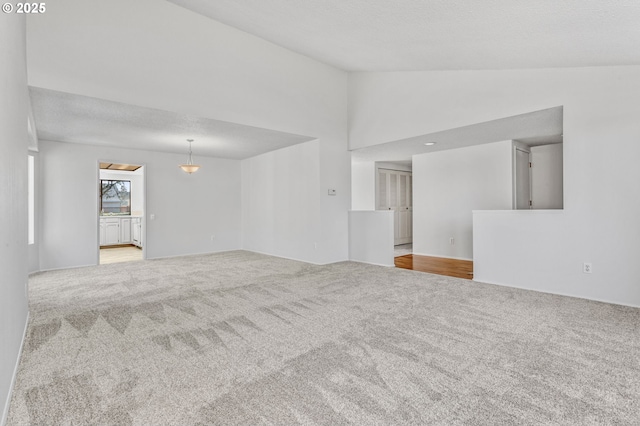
{"left": 395, "top": 172, "right": 412, "bottom": 245}
{"left": 377, "top": 169, "right": 391, "bottom": 210}
{"left": 515, "top": 147, "right": 532, "bottom": 209}
{"left": 376, "top": 169, "right": 413, "bottom": 245}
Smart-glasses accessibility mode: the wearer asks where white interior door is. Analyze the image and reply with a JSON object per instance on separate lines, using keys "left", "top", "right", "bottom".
{"left": 377, "top": 169, "right": 391, "bottom": 210}
{"left": 515, "top": 148, "right": 532, "bottom": 209}
{"left": 395, "top": 172, "right": 412, "bottom": 245}
{"left": 377, "top": 168, "right": 413, "bottom": 245}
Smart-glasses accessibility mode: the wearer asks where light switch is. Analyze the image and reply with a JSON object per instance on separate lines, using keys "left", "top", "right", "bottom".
{"left": 150, "top": 214, "right": 155, "bottom": 220}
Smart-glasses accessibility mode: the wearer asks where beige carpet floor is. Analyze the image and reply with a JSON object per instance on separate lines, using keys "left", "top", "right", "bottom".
{"left": 8, "top": 251, "right": 640, "bottom": 425}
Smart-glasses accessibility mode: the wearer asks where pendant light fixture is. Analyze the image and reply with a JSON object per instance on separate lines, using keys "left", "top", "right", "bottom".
{"left": 179, "top": 139, "right": 200, "bottom": 174}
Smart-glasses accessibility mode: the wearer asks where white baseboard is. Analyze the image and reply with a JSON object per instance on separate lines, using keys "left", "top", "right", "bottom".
{"left": 39, "top": 248, "right": 244, "bottom": 271}
{"left": 39, "top": 263, "right": 96, "bottom": 273}
{"left": 146, "top": 248, "right": 241, "bottom": 261}
{"left": 473, "top": 278, "right": 640, "bottom": 309}
{"left": 147, "top": 248, "right": 331, "bottom": 266}
{"left": 349, "top": 260, "right": 395, "bottom": 268}
{"left": 243, "top": 249, "right": 327, "bottom": 265}
{"left": 1, "top": 311, "right": 29, "bottom": 426}
{"left": 412, "top": 252, "right": 473, "bottom": 262}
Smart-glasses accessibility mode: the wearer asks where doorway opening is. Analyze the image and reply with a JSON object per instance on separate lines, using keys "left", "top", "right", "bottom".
{"left": 350, "top": 106, "right": 563, "bottom": 278}
{"left": 98, "top": 162, "right": 145, "bottom": 265}
{"left": 375, "top": 162, "right": 413, "bottom": 257}
{"left": 512, "top": 138, "right": 564, "bottom": 210}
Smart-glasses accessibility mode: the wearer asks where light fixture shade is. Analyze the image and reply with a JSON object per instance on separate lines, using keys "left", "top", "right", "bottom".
{"left": 180, "top": 139, "right": 200, "bottom": 174}
{"left": 179, "top": 164, "right": 201, "bottom": 174}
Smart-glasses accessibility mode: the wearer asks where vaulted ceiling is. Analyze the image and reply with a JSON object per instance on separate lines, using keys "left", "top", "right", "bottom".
{"left": 168, "top": 0, "right": 640, "bottom": 71}
{"left": 28, "top": 1, "right": 640, "bottom": 158}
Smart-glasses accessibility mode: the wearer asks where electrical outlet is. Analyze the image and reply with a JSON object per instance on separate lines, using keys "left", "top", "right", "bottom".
{"left": 210, "top": 235, "right": 215, "bottom": 241}
{"left": 314, "top": 242, "right": 318, "bottom": 249}
{"left": 450, "top": 237, "right": 455, "bottom": 245}
{"left": 583, "top": 262, "right": 592, "bottom": 274}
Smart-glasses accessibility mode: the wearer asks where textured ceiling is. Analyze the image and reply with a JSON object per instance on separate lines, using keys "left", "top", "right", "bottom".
{"left": 169, "top": 0, "right": 640, "bottom": 71}
{"left": 30, "top": 87, "right": 315, "bottom": 160}
{"left": 351, "top": 107, "right": 562, "bottom": 162}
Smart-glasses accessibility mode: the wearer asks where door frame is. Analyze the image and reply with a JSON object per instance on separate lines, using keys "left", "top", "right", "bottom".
{"left": 512, "top": 141, "right": 532, "bottom": 210}
{"left": 96, "top": 160, "right": 147, "bottom": 265}
{"left": 375, "top": 163, "right": 413, "bottom": 245}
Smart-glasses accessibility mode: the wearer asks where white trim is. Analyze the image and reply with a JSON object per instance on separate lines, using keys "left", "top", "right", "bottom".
{"left": 412, "top": 252, "right": 473, "bottom": 262}
{"left": 147, "top": 248, "right": 241, "bottom": 261}
{"left": 348, "top": 260, "right": 395, "bottom": 268}
{"left": 243, "top": 249, "right": 327, "bottom": 265}
{"left": 512, "top": 140, "right": 531, "bottom": 210}
{"left": 97, "top": 161, "right": 147, "bottom": 266}
{"left": 39, "top": 263, "right": 98, "bottom": 273}
{"left": 472, "top": 209, "right": 564, "bottom": 215}
{"left": 39, "top": 248, "right": 247, "bottom": 271}
{"left": 156, "top": 248, "right": 348, "bottom": 267}
{"left": 348, "top": 209, "right": 391, "bottom": 214}
{"left": 1, "top": 311, "right": 29, "bottom": 426}
{"left": 473, "top": 278, "right": 640, "bottom": 309}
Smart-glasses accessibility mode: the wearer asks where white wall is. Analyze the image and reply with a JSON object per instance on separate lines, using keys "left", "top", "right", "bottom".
{"left": 241, "top": 141, "right": 321, "bottom": 262}
{"left": 531, "top": 144, "right": 563, "bottom": 209}
{"left": 351, "top": 160, "right": 413, "bottom": 211}
{"left": 28, "top": 152, "right": 39, "bottom": 274}
{"left": 39, "top": 141, "right": 242, "bottom": 270}
{"left": 349, "top": 66, "right": 640, "bottom": 306}
{"left": 348, "top": 211, "right": 395, "bottom": 267}
{"left": 0, "top": 14, "right": 30, "bottom": 424}
{"left": 473, "top": 210, "right": 595, "bottom": 298}
{"left": 27, "top": 97, "right": 40, "bottom": 274}
{"left": 377, "top": 162, "right": 412, "bottom": 172}
{"left": 351, "top": 160, "right": 376, "bottom": 210}
{"left": 413, "top": 141, "right": 513, "bottom": 260}
{"left": 28, "top": 0, "right": 350, "bottom": 265}
{"left": 99, "top": 169, "right": 144, "bottom": 215}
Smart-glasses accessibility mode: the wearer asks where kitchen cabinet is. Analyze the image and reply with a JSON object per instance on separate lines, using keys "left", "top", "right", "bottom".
{"left": 100, "top": 216, "right": 140, "bottom": 246}
{"left": 100, "top": 221, "right": 106, "bottom": 245}
{"left": 131, "top": 217, "right": 142, "bottom": 248}
{"left": 104, "top": 219, "right": 120, "bottom": 245}
{"left": 121, "top": 218, "right": 131, "bottom": 244}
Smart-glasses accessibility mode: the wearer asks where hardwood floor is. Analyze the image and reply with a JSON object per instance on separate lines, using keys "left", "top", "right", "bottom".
{"left": 395, "top": 254, "right": 473, "bottom": 279}
{"left": 100, "top": 245, "right": 143, "bottom": 264}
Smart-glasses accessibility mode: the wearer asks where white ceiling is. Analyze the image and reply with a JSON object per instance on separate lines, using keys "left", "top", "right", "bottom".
{"left": 29, "top": 2, "right": 630, "bottom": 158}
{"left": 168, "top": 0, "right": 640, "bottom": 71}
{"left": 351, "top": 107, "right": 562, "bottom": 163}
{"left": 30, "top": 87, "right": 315, "bottom": 159}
